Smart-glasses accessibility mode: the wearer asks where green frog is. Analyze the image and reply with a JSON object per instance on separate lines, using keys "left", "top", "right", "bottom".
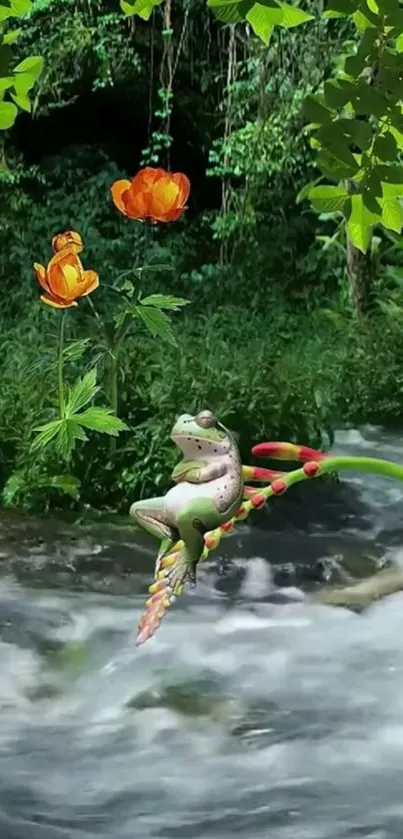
{"left": 130, "top": 409, "right": 243, "bottom": 586}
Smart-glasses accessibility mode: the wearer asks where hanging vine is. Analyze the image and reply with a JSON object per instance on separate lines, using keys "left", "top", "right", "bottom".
{"left": 141, "top": 0, "right": 190, "bottom": 170}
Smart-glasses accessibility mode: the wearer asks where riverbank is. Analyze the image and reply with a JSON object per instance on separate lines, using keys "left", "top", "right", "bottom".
{"left": 3, "top": 305, "right": 403, "bottom": 512}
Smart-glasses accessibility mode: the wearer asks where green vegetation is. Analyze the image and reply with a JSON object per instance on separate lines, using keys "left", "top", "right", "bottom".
{"left": 1, "top": 0, "right": 403, "bottom": 513}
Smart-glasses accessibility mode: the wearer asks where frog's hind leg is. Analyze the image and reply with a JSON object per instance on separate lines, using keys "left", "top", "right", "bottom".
{"left": 175, "top": 500, "right": 218, "bottom": 586}
{"left": 129, "top": 497, "right": 179, "bottom": 571}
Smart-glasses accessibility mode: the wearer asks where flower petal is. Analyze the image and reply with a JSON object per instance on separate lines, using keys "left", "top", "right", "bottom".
{"left": 47, "top": 251, "right": 83, "bottom": 300}
{"left": 149, "top": 176, "right": 187, "bottom": 221}
{"left": 110, "top": 179, "right": 131, "bottom": 215}
{"left": 80, "top": 270, "right": 99, "bottom": 296}
{"left": 131, "top": 167, "right": 164, "bottom": 191}
{"left": 156, "top": 207, "right": 187, "bottom": 223}
{"left": 170, "top": 172, "right": 190, "bottom": 205}
{"left": 124, "top": 187, "right": 152, "bottom": 221}
{"left": 34, "top": 262, "right": 50, "bottom": 293}
{"left": 52, "top": 230, "right": 83, "bottom": 254}
{"left": 40, "top": 295, "right": 78, "bottom": 309}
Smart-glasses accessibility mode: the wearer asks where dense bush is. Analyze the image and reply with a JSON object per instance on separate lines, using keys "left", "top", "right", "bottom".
{"left": 2, "top": 297, "right": 403, "bottom": 511}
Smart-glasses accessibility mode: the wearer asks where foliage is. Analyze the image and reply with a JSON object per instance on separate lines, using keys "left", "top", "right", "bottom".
{"left": 3, "top": 302, "right": 403, "bottom": 510}
{"left": 0, "top": 0, "right": 43, "bottom": 131}
{"left": 1, "top": 0, "right": 403, "bottom": 514}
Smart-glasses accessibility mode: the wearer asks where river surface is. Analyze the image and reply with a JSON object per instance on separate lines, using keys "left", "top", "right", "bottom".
{"left": 2, "top": 427, "right": 403, "bottom": 839}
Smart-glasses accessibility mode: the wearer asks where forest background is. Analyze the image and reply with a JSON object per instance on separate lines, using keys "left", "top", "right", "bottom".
{"left": 1, "top": 0, "right": 403, "bottom": 514}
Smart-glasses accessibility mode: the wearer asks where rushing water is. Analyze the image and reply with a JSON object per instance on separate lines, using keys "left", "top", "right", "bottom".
{"left": 2, "top": 427, "right": 403, "bottom": 839}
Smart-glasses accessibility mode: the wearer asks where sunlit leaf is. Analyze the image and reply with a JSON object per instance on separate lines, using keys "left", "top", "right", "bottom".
{"left": 12, "top": 55, "right": 43, "bottom": 77}
{"left": 245, "top": 4, "right": 273, "bottom": 42}
{"left": 31, "top": 419, "right": 63, "bottom": 452}
{"left": 309, "top": 184, "right": 348, "bottom": 213}
{"left": 10, "top": 0, "right": 32, "bottom": 14}
{"left": 45, "top": 474, "right": 81, "bottom": 500}
{"left": 207, "top": 0, "right": 313, "bottom": 31}
{"left": 380, "top": 184, "right": 403, "bottom": 233}
{"left": 120, "top": 0, "right": 162, "bottom": 19}
{"left": 73, "top": 407, "right": 129, "bottom": 436}
{"left": 0, "top": 99, "right": 17, "bottom": 128}
{"left": 323, "top": 0, "right": 357, "bottom": 16}
{"left": 346, "top": 193, "right": 380, "bottom": 252}
{"left": 3, "top": 29, "right": 21, "bottom": 44}
{"left": 275, "top": 1, "right": 314, "bottom": 27}
{"left": 373, "top": 132, "right": 398, "bottom": 163}
{"left": 65, "top": 369, "right": 100, "bottom": 416}
{"left": 139, "top": 294, "right": 190, "bottom": 310}
{"left": 10, "top": 89, "right": 30, "bottom": 111}
{"left": 63, "top": 338, "right": 91, "bottom": 362}
{"left": 57, "top": 418, "right": 87, "bottom": 459}
{"left": 135, "top": 305, "right": 177, "bottom": 345}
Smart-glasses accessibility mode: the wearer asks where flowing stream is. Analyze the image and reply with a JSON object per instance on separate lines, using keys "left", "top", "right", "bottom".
{"left": 1, "top": 427, "right": 403, "bottom": 839}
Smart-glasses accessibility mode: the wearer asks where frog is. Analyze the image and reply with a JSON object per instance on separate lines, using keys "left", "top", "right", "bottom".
{"left": 129, "top": 409, "right": 243, "bottom": 588}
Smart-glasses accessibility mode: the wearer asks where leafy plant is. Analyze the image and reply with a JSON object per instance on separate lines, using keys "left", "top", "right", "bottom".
{"left": 0, "top": 0, "right": 43, "bottom": 130}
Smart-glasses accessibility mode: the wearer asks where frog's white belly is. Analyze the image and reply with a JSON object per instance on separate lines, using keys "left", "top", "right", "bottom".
{"left": 164, "top": 480, "right": 219, "bottom": 521}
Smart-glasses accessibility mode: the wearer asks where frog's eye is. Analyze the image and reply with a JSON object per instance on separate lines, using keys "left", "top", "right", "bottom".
{"left": 196, "top": 410, "right": 216, "bottom": 428}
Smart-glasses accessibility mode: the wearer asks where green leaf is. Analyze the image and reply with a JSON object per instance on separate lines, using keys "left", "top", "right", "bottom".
{"left": 303, "top": 95, "right": 333, "bottom": 125}
{"left": 274, "top": 2, "right": 314, "bottom": 27}
{"left": 73, "top": 407, "right": 129, "bottom": 436}
{"left": 207, "top": 0, "right": 253, "bottom": 24}
{"left": 10, "top": 89, "right": 30, "bottom": 112}
{"left": 323, "top": 0, "right": 357, "bottom": 16}
{"left": 3, "top": 28, "right": 21, "bottom": 44}
{"left": 135, "top": 305, "right": 177, "bottom": 345}
{"left": 120, "top": 0, "right": 162, "bottom": 19}
{"left": 346, "top": 193, "right": 380, "bottom": 252}
{"left": 0, "top": 75, "right": 15, "bottom": 93}
{"left": 46, "top": 474, "right": 81, "bottom": 500}
{"left": 309, "top": 185, "right": 349, "bottom": 213}
{"left": 380, "top": 184, "right": 403, "bottom": 233}
{"left": 65, "top": 369, "right": 100, "bottom": 416}
{"left": 0, "top": 100, "right": 15, "bottom": 131}
{"left": 207, "top": 0, "right": 313, "bottom": 29}
{"left": 139, "top": 294, "right": 190, "bottom": 310}
{"left": 13, "top": 54, "right": 43, "bottom": 92}
{"left": 316, "top": 148, "right": 358, "bottom": 180}
{"left": 57, "top": 418, "right": 87, "bottom": 458}
{"left": 373, "top": 131, "right": 398, "bottom": 163}
{"left": 10, "top": 0, "right": 32, "bottom": 14}
{"left": 296, "top": 177, "right": 323, "bottom": 203}
{"left": 376, "top": 164, "right": 403, "bottom": 184}
{"left": 0, "top": 6, "right": 13, "bottom": 22}
{"left": 323, "top": 79, "right": 354, "bottom": 109}
{"left": 63, "top": 338, "right": 91, "bottom": 362}
{"left": 245, "top": 4, "right": 274, "bottom": 42}
{"left": 31, "top": 417, "right": 89, "bottom": 458}
{"left": 350, "top": 81, "right": 388, "bottom": 118}
{"left": 31, "top": 419, "right": 63, "bottom": 452}
{"left": 315, "top": 128, "right": 360, "bottom": 174}
{"left": 318, "top": 118, "right": 372, "bottom": 152}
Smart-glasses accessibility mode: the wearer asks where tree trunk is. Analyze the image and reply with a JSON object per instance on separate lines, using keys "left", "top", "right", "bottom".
{"left": 346, "top": 234, "right": 374, "bottom": 317}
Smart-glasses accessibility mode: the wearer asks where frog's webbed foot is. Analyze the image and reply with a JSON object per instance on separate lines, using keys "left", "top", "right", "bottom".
{"left": 184, "top": 564, "right": 197, "bottom": 587}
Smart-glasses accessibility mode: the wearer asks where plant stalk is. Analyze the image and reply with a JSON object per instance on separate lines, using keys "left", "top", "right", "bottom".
{"left": 58, "top": 310, "right": 66, "bottom": 418}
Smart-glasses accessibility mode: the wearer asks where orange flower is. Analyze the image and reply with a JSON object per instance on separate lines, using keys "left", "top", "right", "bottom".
{"left": 34, "top": 249, "right": 99, "bottom": 309}
{"left": 111, "top": 167, "right": 190, "bottom": 223}
{"left": 51, "top": 230, "right": 83, "bottom": 254}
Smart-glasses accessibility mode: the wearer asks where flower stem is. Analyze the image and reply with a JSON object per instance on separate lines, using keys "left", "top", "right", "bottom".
{"left": 58, "top": 310, "right": 66, "bottom": 418}
{"left": 109, "top": 352, "right": 118, "bottom": 417}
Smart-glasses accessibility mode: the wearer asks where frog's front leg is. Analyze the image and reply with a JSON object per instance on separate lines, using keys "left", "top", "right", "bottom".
{"left": 172, "top": 459, "right": 227, "bottom": 484}
{"left": 129, "top": 496, "right": 179, "bottom": 561}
